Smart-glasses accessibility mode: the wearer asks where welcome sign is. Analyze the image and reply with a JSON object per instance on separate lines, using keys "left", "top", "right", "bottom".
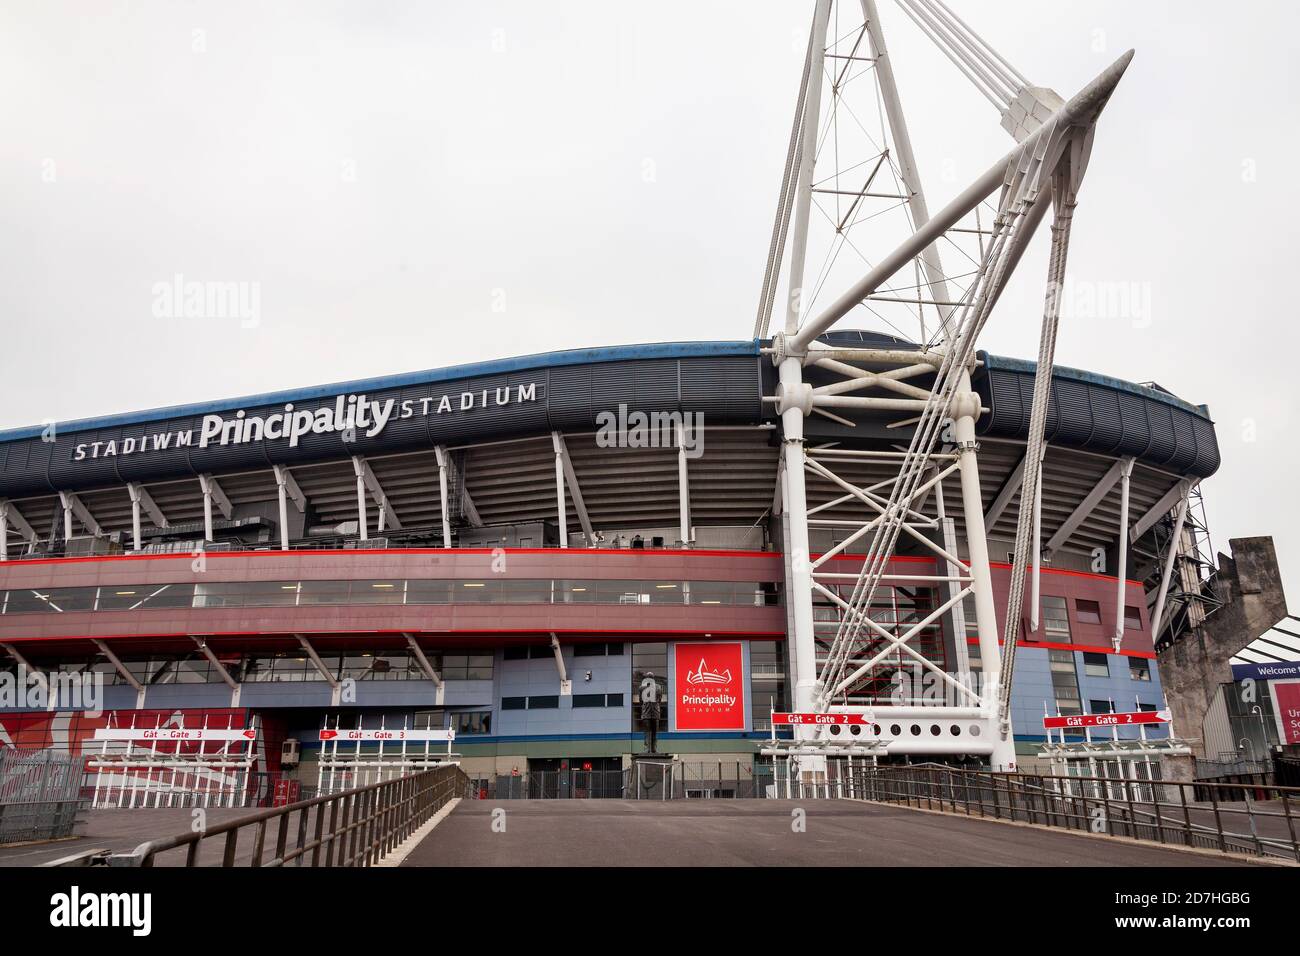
{"left": 673, "top": 641, "right": 746, "bottom": 731}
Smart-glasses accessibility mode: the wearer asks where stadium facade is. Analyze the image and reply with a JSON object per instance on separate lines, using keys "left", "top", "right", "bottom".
{"left": 0, "top": 331, "right": 1219, "bottom": 795}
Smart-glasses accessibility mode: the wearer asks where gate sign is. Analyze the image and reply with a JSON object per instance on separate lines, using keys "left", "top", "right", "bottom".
{"left": 772, "top": 712, "right": 872, "bottom": 725}
{"left": 1043, "top": 710, "right": 1169, "bottom": 730}
{"left": 673, "top": 641, "right": 746, "bottom": 731}
{"left": 318, "top": 728, "right": 455, "bottom": 742}
{"left": 93, "top": 727, "right": 256, "bottom": 741}
{"left": 1270, "top": 679, "right": 1300, "bottom": 745}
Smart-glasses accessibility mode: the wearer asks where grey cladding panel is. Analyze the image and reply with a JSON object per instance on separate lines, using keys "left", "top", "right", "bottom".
{"left": 0, "top": 355, "right": 763, "bottom": 496}
{"left": 975, "top": 364, "right": 1219, "bottom": 478}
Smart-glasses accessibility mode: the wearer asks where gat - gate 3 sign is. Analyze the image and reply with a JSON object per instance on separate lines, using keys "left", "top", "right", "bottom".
{"left": 673, "top": 641, "right": 746, "bottom": 731}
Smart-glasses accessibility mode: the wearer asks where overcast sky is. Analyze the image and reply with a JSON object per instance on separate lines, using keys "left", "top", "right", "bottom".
{"left": 1, "top": 1, "right": 1297, "bottom": 606}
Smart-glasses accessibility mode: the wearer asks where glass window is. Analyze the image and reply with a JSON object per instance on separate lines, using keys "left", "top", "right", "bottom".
{"left": 1129, "top": 657, "right": 1151, "bottom": 681}
{"left": 1075, "top": 599, "right": 1103, "bottom": 625}
{"left": 95, "top": 583, "right": 195, "bottom": 611}
{"left": 353, "top": 580, "right": 406, "bottom": 604}
{"left": 1048, "top": 649, "right": 1081, "bottom": 715}
{"left": 1123, "top": 605, "right": 1143, "bottom": 630}
{"left": 451, "top": 711, "right": 491, "bottom": 735}
{"left": 501, "top": 696, "right": 526, "bottom": 710}
{"left": 647, "top": 582, "right": 684, "bottom": 604}
{"left": 192, "top": 582, "right": 248, "bottom": 609}
{"left": 406, "top": 580, "right": 454, "bottom": 604}
{"left": 690, "top": 581, "right": 733, "bottom": 605}
{"left": 572, "top": 694, "right": 605, "bottom": 708}
{"left": 1083, "top": 652, "right": 1110, "bottom": 678}
{"left": 230, "top": 581, "right": 301, "bottom": 607}
{"left": 1090, "top": 699, "right": 1113, "bottom": 714}
{"left": 502, "top": 579, "right": 552, "bottom": 603}
{"left": 575, "top": 643, "right": 609, "bottom": 657}
{"left": 298, "top": 580, "right": 354, "bottom": 605}
{"left": 557, "top": 581, "right": 597, "bottom": 603}
{"left": 439, "top": 654, "right": 494, "bottom": 680}
{"left": 456, "top": 581, "right": 498, "bottom": 603}
{"left": 527, "top": 695, "right": 559, "bottom": 709}
{"left": 606, "top": 693, "right": 624, "bottom": 707}
{"left": 503, "top": 646, "right": 530, "bottom": 661}
{"left": 1041, "top": 595, "right": 1071, "bottom": 639}
{"left": 4, "top": 587, "right": 96, "bottom": 613}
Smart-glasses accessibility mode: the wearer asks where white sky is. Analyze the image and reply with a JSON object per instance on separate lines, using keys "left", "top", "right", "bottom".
{"left": 1, "top": 1, "right": 1297, "bottom": 605}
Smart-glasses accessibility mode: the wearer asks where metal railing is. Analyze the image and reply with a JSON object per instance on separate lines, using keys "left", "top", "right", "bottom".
{"left": 465, "top": 762, "right": 770, "bottom": 800}
{"left": 82, "top": 765, "right": 466, "bottom": 867}
{"left": 0, "top": 747, "right": 87, "bottom": 845}
{"left": 847, "top": 763, "right": 1300, "bottom": 862}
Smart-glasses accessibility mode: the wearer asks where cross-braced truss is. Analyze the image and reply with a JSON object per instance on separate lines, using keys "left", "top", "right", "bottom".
{"left": 761, "top": 0, "right": 1135, "bottom": 772}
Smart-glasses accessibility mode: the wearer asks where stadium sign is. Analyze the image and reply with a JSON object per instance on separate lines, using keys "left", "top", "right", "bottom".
{"left": 318, "top": 728, "right": 455, "bottom": 742}
{"left": 673, "top": 641, "right": 746, "bottom": 731}
{"left": 1231, "top": 660, "right": 1300, "bottom": 681}
{"left": 92, "top": 727, "right": 257, "bottom": 741}
{"left": 1042, "top": 710, "right": 1169, "bottom": 729}
{"left": 71, "top": 384, "right": 539, "bottom": 462}
{"left": 771, "top": 712, "right": 872, "bottom": 725}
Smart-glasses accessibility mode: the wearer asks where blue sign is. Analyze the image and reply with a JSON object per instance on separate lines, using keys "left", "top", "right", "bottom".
{"left": 1231, "top": 660, "right": 1300, "bottom": 681}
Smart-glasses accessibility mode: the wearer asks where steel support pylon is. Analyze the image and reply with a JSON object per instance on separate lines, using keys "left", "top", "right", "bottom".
{"left": 764, "top": 1, "right": 1132, "bottom": 777}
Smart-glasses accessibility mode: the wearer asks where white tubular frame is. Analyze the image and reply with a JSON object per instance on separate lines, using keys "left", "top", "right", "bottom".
{"left": 768, "top": 1, "right": 1133, "bottom": 774}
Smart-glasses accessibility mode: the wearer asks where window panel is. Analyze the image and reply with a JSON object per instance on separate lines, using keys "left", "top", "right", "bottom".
{"left": 1075, "top": 599, "right": 1103, "bottom": 625}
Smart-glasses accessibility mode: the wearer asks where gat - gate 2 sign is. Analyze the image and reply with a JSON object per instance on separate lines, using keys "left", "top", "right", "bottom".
{"left": 673, "top": 641, "right": 746, "bottom": 731}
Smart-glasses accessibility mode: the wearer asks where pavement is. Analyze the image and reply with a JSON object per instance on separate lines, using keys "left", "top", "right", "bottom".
{"left": 0, "top": 807, "right": 270, "bottom": 867}
{"left": 402, "top": 799, "right": 1265, "bottom": 867}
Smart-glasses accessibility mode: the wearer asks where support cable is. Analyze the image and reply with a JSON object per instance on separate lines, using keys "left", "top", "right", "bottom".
{"left": 755, "top": 21, "right": 817, "bottom": 339}
{"left": 996, "top": 175, "right": 1077, "bottom": 716}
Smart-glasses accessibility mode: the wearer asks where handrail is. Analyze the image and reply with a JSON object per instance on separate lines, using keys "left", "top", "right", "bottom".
{"left": 100, "top": 765, "right": 465, "bottom": 867}
{"left": 845, "top": 763, "right": 1300, "bottom": 863}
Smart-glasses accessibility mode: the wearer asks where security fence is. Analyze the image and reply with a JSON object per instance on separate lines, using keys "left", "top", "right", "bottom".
{"left": 850, "top": 763, "right": 1300, "bottom": 862}
{"left": 0, "top": 747, "right": 86, "bottom": 845}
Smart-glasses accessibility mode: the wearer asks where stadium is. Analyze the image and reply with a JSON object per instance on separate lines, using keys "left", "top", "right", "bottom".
{"left": 0, "top": 329, "right": 1219, "bottom": 800}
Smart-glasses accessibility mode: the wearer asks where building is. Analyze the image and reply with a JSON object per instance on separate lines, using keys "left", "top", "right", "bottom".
{"left": 0, "top": 332, "right": 1224, "bottom": 797}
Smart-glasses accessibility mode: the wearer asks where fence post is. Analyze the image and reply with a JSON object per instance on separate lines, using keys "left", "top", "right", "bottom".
{"left": 1208, "top": 785, "right": 1227, "bottom": 854}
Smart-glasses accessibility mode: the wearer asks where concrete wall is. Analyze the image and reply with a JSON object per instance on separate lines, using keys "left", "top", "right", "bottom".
{"left": 1158, "top": 536, "right": 1289, "bottom": 755}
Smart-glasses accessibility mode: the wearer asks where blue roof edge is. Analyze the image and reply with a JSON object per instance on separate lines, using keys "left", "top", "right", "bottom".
{"left": 980, "top": 353, "right": 1213, "bottom": 421}
{"left": 0, "top": 340, "right": 764, "bottom": 443}
{"left": 0, "top": 339, "right": 1212, "bottom": 443}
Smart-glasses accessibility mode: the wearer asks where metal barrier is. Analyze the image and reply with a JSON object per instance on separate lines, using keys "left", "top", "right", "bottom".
{"left": 849, "top": 763, "right": 1300, "bottom": 862}
{"left": 0, "top": 747, "right": 86, "bottom": 845}
{"left": 87, "top": 765, "right": 466, "bottom": 867}
{"left": 465, "top": 762, "right": 769, "bottom": 800}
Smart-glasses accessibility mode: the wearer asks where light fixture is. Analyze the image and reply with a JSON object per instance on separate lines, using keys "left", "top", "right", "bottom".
{"left": 115, "top": 591, "right": 136, "bottom": 596}
{"left": 462, "top": 582, "right": 485, "bottom": 588}
{"left": 372, "top": 583, "right": 395, "bottom": 589}
{"left": 571, "top": 587, "right": 587, "bottom": 592}
{"left": 655, "top": 584, "right": 677, "bottom": 589}
{"left": 701, "top": 600, "right": 721, "bottom": 605}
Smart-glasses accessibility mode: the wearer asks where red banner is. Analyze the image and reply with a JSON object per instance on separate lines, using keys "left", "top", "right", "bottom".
{"left": 1271, "top": 681, "right": 1300, "bottom": 745}
{"left": 771, "top": 712, "right": 870, "bottom": 725}
{"left": 674, "top": 641, "right": 746, "bottom": 731}
{"left": 1043, "top": 710, "right": 1169, "bottom": 729}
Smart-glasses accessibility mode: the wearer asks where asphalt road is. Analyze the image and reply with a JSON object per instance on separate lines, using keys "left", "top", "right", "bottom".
{"left": 403, "top": 799, "right": 1262, "bottom": 867}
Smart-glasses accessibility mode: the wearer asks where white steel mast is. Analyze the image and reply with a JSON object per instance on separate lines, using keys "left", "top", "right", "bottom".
{"left": 761, "top": 0, "right": 1133, "bottom": 776}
